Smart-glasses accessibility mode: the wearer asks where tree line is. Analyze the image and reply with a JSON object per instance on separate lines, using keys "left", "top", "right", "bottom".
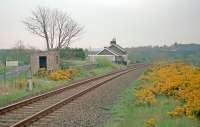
{"left": 127, "top": 43, "right": 200, "bottom": 66}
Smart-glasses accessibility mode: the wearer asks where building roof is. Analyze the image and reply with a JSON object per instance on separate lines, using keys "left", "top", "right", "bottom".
{"left": 97, "top": 48, "right": 120, "bottom": 56}
{"left": 96, "top": 39, "right": 127, "bottom": 56}
{"left": 108, "top": 44, "right": 127, "bottom": 55}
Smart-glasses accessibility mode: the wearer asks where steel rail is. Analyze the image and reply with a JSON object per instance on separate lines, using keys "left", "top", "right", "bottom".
{"left": 0, "top": 65, "right": 140, "bottom": 115}
{"left": 10, "top": 68, "right": 135, "bottom": 127}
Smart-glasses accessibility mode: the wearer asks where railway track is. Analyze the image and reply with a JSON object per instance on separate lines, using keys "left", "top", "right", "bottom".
{"left": 0, "top": 64, "right": 148, "bottom": 127}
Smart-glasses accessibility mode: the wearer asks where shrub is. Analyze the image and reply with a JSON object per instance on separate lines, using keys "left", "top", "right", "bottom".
{"left": 35, "top": 68, "right": 49, "bottom": 77}
{"left": 96, "top": 57, "right": 116, "bottom": 68}
{"left": 15, "top": 79, "right": 28, "bottom": 89}
{"left": 60, "top": 63, "right": 69, "bottom": 69}
{"left": 167, "top": 111, "right": 179, "bottom": 118}
{"left": 136, "top": 62, "right": 200, "bottom": 119}
{"left": 48, "top": 69, "right": 78, "bottom": 81}
{"left": 32, "top": 79, "right": 39, "bottom": 87}
{"left": 135, "top": 86, "right": 156, "bottom": 105}
{"left": 145, "top": 118, "right": 157, "bottom": 127}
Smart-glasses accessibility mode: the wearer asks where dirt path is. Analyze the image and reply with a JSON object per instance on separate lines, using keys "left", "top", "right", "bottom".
{"left": 30, "top": 67, "right": 147, "bottom": 127}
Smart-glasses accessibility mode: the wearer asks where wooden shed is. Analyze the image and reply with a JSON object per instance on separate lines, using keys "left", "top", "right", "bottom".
{"left": 31, "top": 51, "right": 59, "bottom": 74}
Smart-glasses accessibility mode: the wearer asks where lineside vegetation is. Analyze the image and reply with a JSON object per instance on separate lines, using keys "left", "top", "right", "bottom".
{"left": 0, "top": 58, "right": 122, "bottom": 106}
{"left": 103, "top": 61, "right": 200, "bottom": 127}
{"left": 138, "top": 62, "right": 200, "bottom": 120}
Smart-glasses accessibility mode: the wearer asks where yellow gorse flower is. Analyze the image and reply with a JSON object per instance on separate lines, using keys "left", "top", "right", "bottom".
{"left": 48, "top": 69, "right": 78, "bottom": 81}
{"left": 136, "top": 61, "right": 200, "bottom": 119}
{"left": 145, "top": 118, "right": 157, "bottom": 127}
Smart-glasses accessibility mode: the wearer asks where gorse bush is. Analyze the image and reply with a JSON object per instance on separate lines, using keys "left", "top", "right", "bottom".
{"left": 145, "top": 118, "right": 157, "bottom": 127}
{"left": 15, "top": 78, "right": 38, "bottom": 89}
{"left": 135, "top": 62, "right": 200, "bottom": 120}
{"left": 135, "top": 86, "right": 156, "bottom": 105}
{"left": 15, "top": 79, "right": 27, "bottom": 89}
{"left": 35, "top": 68, "right": 49, "bottom": 77}
{"left": 48, "top": 69, "right": 78, "bottom": 81}
{"left": 35, "top": 68, "right": 79, "bottom": 81}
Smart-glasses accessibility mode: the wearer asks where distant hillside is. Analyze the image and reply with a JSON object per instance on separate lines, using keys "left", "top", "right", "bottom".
{"left": 127, "top": 43, "right": 200, "bottom": 66}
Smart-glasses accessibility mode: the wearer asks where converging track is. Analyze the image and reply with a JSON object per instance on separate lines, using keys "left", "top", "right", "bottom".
{"left": 0, "top": 64, "right": 148, "bottom": 127}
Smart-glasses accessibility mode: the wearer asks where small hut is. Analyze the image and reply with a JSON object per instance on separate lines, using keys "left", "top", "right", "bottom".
{"left": 31, "top": 51, "right": 59, "bottom": 74}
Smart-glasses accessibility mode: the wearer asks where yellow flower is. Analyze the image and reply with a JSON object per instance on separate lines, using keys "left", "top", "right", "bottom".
{"left": 167, "top": 111, "right": 178, "bottom": 118}
{"left": 145, "top": 118, "right": 157, "bottom": 127}
{"left": 48, "top": 69, "right": 78, "bottom": 81}
{"left": 135, "top": 61, "right": 200, "bottom": 119}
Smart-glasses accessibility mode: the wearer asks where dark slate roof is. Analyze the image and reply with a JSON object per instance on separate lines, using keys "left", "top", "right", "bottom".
{"left": 97, "top": 48, "right": 116, "bottom": 55}
{"left": 95, "top": 41, "right": 127, "bottom": 56}
{"left": 107, "top": 44, "right": 127, "bottom": 55}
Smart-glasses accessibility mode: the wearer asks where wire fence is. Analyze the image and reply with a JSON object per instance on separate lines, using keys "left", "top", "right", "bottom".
{"left": 0, "top": 65, "right": 30, "bottom": 87}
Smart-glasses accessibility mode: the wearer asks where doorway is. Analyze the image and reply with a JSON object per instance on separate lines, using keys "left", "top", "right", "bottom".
{"left": 39, "top": 56, "right": 47, "bottom": 69}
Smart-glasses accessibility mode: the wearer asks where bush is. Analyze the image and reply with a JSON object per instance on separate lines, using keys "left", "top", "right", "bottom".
{"left": 137, "top": 62, "right": 200, "bottom": 119}
{"left": 15, "top": 79, "right": 27, "bottom": 89}
{"left": 96, "top": 57, "right": 116, "bottom": 68}
{"left": 59, "top": 48, "right": 86, "bottom": 60}
{"left": 48, "top": 69, "right": 78, "bottom": 81}
{"left": 35, "top": 68, "right": 49, "bottom": 77}
{"left": 60, "top": 63, "right": 69, "bottom": 69}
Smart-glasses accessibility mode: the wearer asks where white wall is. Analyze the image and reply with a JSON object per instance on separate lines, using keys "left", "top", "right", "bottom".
{"left": 123, "top": 54, "right": 128, "bottom": 61}
{"left": 88, "top": 55, "right": 115, "bottom": 62}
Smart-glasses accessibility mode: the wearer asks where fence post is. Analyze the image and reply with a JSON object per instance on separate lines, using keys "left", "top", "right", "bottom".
{"left": 27, "top": 70, "right": 33, "bottom": 91}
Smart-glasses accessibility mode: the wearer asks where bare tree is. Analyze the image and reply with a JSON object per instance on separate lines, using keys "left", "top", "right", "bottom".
{"left": 14, "top": 40, "right": 26, "bottom": 50}
{"left": 23, "top": 6, "right": 83, "bottom": 50}
{"left": 13, "top": 40, "right": 26, "bottom": 62}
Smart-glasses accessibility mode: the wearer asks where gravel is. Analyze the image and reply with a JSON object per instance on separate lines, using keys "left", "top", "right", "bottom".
{"left": 30, "top": 67, "right": 147, "bottom": 127}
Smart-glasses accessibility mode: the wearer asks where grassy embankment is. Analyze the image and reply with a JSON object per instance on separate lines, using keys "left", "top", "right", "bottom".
{"left": 103, "top": 62, "right": 200, "bottom": 127}
{"left": 0, "top": 58, "right": 124, "bottom": 106}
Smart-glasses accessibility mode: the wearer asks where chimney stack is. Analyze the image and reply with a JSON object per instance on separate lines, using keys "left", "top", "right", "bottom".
{"left": 110, "top": 38, "right": 116, "bottom": 45}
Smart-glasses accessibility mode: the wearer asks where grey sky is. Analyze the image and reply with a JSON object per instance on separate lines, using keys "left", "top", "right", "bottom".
{"left": 0, "top": 0, "right": 200, "bottom": 49}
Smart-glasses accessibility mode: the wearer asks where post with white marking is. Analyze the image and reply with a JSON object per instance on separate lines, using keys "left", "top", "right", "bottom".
{"left": 27, "top": 70, "right": 33, "bottom": 91}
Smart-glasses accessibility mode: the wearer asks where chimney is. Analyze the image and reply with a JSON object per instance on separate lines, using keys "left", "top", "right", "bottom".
{"left": 110, "top": 38, "right": 116, "bottom": 45}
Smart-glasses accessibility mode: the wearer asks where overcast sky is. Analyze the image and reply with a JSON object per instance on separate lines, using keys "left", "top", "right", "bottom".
{"left": 0, "top": 0, "right": 200, "bottom": 49}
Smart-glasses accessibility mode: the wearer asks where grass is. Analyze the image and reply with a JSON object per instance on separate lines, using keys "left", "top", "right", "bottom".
{"left": 0, "top": 66, "right": 7, "bottom": 74}
{"left": 0, "top": 79, "right": 69, "bottom": 106}
{"left": 61, "top": 59, "right": 91, "bottom": 66}
{"left": 0, "top": 62, "right": 122, "bottom": 106}
{"left": 102, "top": 80, "right": 200, "bottom": 127}
{"left": 0, "top": 66, "right": 4, "bottom": 74}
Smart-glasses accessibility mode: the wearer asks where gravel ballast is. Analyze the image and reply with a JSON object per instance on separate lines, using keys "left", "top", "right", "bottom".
{"left": 30, "top": 67, "right": 147, "bottom": 127}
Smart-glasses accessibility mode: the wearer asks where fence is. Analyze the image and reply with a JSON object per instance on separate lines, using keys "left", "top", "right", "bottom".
{"left": 0, "top": 65, "right": 30, "bottom": 87}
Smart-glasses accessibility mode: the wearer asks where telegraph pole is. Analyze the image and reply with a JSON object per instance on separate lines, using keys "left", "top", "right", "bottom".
{"left": 3, "top": 57, "right": 6, "bottom": 85}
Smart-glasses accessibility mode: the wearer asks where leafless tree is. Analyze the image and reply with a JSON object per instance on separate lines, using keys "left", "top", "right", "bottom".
{"left": 23, "top": 6, "right": 83, "bottom": 50}
{"left": 14, "top": 40, "right": 26, "bottom": 50}
{"left": 13, "top": 40, "right": 26, "bottom": 61}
